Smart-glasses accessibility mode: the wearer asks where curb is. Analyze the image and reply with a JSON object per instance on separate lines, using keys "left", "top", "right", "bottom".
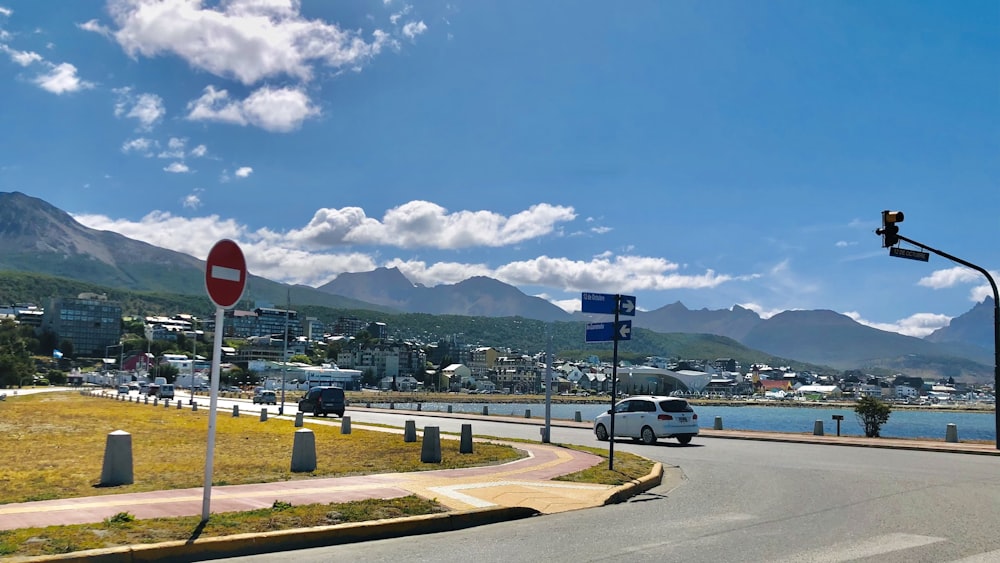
{"left": 602, "top": 462, "right": 664, "bottom": 506}
{"left": 9, "top": 507, "right": 540, "bottom": 563}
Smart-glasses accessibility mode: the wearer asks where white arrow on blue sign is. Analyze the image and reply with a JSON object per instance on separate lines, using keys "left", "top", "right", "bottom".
{"left": 581, "top": 292, "right": 636, "bottom": 316}
{"left": 585, "top": 320, "right": 632, "bottom": 342}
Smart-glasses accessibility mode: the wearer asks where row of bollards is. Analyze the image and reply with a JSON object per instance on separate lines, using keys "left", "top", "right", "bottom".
{"left": 710, "top": 415, "right": 963, "bottom": 442}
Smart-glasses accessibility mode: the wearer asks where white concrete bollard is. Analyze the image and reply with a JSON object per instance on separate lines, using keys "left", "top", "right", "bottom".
{"left": 946, "top": 423, "right": 959, "bottom": 443}
{"left": 421, "top": 426, "right": 442, "bottom": 463}
{"left": 290, "top": 429, "right": 317, "bottom": 473}
{"left": 100, "top": 430, "right": 134, "bottom": 486}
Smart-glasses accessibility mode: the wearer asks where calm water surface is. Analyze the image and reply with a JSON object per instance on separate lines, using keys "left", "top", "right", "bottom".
{"left": 367, "top": 401, "right": 997, "bottom": 441}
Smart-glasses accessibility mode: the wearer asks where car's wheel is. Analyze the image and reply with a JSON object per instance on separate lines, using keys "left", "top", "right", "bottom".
{"left": 640, "top": 426, "right": 657, "bottom": 445}
{"left": 677, "top": 436, "right": 692, "bottom": 445}
{"left": 595, "top": 424, "right": 609, "bottom": 441}
{"left": 314, "top": 406, "right": 323, "bottom": 417}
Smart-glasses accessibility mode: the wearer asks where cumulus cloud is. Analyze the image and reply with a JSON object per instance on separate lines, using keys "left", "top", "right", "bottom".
{"left": 182, "top": 193, "right": 201, "bottom": 209}
{"left": 235, "top": 166, "right": 253, "bottom": 178}
{"left": 844, "top": 311, "right": 952, "bottom": 338}
{"left": 738, "top": 302, "right": 785, "bottom": 320}
{"left": 70, "top": 201, "right": 749, "bottom": 303}
{"left": 186, "top": 85, "right": 319, "bottom": 132}
{"left": 104, "top": 0, "right": 392, "bottom": 85}
{"left": 190, "top": 144, "right": 207, "bottom": 157}
{"left": 121, "top": 137, "right": 154, "bottom": 155}
{"left": 163, "top": 162, "right": 189, "bottom": 173}
{"left": 1, "top": 44, "right": 42, "bottom": 66}
{"left": 401, "top": 20, "right": 427, "bottom": 39}
{"left": 77, "top": 18, "right": 112, "bottom": 38}
{"left": 918, "top": 266, "right": 999, "bottom": 306}
{"left": 113, "top": 87, "right": 165, "bottom": 130}
{"left": 157, "top": 137, "right": 187, "bottom": 159}
{"left": 33, "top": 62, "right": 93, "bottom": 94}
{"left": 280, "top": 201, "right": 577, "bottom": 249}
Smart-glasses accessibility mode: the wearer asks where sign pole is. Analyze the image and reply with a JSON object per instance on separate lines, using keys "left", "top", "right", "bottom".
{"left": 608, "top": 295, "right": 620, "bottom": 470}
{"left": 201, "top": 239, "right": 248, "bottom": 523}
{"left": 201, "top": 305, "right": 225, "bottom": 521}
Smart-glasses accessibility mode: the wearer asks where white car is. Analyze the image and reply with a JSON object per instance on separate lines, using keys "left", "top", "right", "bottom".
{"left": 594, "top": 395, "right": 699, "bottom": 445}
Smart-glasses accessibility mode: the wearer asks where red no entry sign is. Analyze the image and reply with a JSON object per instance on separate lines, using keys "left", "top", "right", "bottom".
{"left": 204, "top": 239, "right": 247, "bottom": 309}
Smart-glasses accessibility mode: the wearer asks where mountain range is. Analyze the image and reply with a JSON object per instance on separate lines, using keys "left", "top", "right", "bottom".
{"left": 0, "top": 191, "right": 994, "bottom": 382}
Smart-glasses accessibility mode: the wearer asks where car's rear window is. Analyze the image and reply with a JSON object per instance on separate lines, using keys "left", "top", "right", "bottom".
{"left": 322, "top": 388, "right": 344, "bottom": 400}
{"left": 659, "top": 399, "right": 693, "bottom": 413}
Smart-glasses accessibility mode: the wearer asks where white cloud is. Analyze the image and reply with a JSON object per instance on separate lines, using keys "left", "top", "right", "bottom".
{"left": 844, "top": 311, "right": 952, "bottom": 338}
{"left": 121, "top": 137, "right": 155, "bottom": 155}
{"left": 738, "top": 302, "right": 785, "bottom": 320}
{"left": 281, "top": 201, "right": 577, "bottom": 249}
{"left": 69, "top": 202, "right": 750, "bottom": 298}
{"left": 591, "top": 226, "right": 612, "bottom": 235}
{"left": 114, "top": 88, "right": 164, "bottom": 129}
{"left": 190, "top": 144, "right": 207, "bottom": 157}
{"left": 33, "top": 62, "right": 93, "bottom": 94}
{"left": 157, "top": 137, "right": 186, "bottom": 159}
{"left": 401, "top": 20, "right": 427, "bottom": 39}
{"left": 1, "top": 45, "right": 42, "bottom": 66}
{"left": 0, "top": 7, "right": 12, "bottom": 17}
{"left": 235, "top": 166, "right": 253, "bottom": 178}
{"left": 186, "top": 85, "right": 319, "bottom": 132}
{"left": 182, "top": 193, "right": 201, "bottom": 209}
{"left": 77, "top": 19, "right": 112, "bottom": 39}
{"left": 163, "top": 162, "right": 189, "bottom": 173}
{"left": 918, "top": 267, "right": 984, "bottom": 289}
{"left": 106, "top": 0, "right": 392, "bottom": 85}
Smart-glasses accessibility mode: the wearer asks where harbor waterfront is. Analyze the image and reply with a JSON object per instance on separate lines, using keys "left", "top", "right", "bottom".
{"left": 359, "top": 400, "right": 998, "bottom": 442}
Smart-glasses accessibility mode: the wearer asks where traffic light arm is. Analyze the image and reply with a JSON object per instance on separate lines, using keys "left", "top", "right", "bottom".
{"left": 896, "top": 233, "right": 1000, "bottom": 450}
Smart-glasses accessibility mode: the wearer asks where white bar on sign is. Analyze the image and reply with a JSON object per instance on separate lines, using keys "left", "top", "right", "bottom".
{"left": 211, "top": 265, "right": 241, "bottom": 282}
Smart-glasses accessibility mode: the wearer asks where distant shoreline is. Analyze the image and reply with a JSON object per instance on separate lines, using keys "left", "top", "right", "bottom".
{"left": 345, "top": 391, "right": 996, "bottom": 414}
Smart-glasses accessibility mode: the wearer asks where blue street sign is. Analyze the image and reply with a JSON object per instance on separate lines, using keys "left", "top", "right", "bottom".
{"left": 618, "top": 295, "right": 636, "bottom": 316}
{"left": 581, "top": 292, "right": 637, "bottom": 316}
{"left": 581, "top": 292, "right": 616, "bottom": 314}
{"left": 585, "top": 320, "right": 632, "bottom": 342}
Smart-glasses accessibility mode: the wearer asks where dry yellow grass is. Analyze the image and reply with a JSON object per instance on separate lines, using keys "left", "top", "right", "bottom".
{"left": 0, "top": 392, "right": 523, "bottom": 504}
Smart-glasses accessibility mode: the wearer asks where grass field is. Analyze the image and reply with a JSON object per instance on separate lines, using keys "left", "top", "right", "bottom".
{"left": 0, "top": 391, "right": 654, "bottom": 558}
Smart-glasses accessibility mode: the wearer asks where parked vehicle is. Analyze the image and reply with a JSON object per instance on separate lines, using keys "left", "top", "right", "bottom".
{"left": 157, "top": 384, "right": 175, "bottom": 399}
{"left": 594, "top": 395, "right": 699, "bottom": 445}
{"left": 298, "top": 386, "right": 346, "bottom": 417}
{"left": 253, "top": 390, "right": 277, "bottom": 405}
{"left": 117, "top": 385, "right": 129, "bottom": 394}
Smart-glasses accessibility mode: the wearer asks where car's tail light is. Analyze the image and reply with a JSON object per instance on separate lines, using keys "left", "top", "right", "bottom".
{"left": 658, "top": 414, "right": 673, "bottom": 420}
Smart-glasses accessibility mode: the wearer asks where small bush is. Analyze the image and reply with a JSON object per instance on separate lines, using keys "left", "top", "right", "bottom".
{"left": 855, "top": 396, "right": 891, "bottom": 437}
{"left": 271, "top": 500, "right": 292, "bottom": 511}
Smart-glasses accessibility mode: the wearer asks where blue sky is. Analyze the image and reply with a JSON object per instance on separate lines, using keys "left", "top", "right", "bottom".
{"left": 0, "top": 0, "right": 997, "bottom": 337}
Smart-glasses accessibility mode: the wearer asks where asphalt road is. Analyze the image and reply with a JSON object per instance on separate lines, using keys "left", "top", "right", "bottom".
{"left": 214, "top": 408, "right": 1000, "bottom": 563}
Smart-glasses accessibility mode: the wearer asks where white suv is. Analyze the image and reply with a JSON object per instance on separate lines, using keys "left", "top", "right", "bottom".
{"left": 594, "top": 395, "right": 699, "bottom": 445}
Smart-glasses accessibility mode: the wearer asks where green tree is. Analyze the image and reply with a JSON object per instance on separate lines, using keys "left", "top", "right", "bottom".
{"left": 855, "top": 396, "right": 892, "bottom": 438}
{"left": 289, "top": 354, "right": 312, "bottom": 364}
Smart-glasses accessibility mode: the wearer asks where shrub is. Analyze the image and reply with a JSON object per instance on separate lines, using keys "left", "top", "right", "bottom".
{"left": 854, "top": 396, "right": 891, "bottom": 437}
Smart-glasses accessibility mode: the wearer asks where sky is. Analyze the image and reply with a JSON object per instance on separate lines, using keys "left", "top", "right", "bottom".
{"left": 0, "top": 0, "right": 997, "bottom": 338}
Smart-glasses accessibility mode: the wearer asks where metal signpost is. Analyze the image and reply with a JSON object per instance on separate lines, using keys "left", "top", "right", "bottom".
{"left": 582, "top": 292, "right": 635, "bottom": 469}
{"left": 202, "top": 239, "right": 247, "bottom": 522}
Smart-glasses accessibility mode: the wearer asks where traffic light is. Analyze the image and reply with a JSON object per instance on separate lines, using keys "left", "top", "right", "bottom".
{"left": 877, "top": 210, "right": 904, "bottom": 247}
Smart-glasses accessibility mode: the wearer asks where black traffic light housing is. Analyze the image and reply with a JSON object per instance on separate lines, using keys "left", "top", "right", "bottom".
{"left": 877, "top": 210, "right": 904, "bottom": 247}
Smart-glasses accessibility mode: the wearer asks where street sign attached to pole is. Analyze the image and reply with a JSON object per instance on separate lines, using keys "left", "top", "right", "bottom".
{"left": 202, "top": 239, "right": 247, "bottom": 522}
{"left": 205, "top": 239, "right": 247, "bottom": 309}
{"left": 889, "top": 247, "right": 930, "bottom": 262}
{"left": 585, "top": 321, "right": 632, "bottom": 342}
{"left": 581, "top": 292, "right": 636, "bottom": 316}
